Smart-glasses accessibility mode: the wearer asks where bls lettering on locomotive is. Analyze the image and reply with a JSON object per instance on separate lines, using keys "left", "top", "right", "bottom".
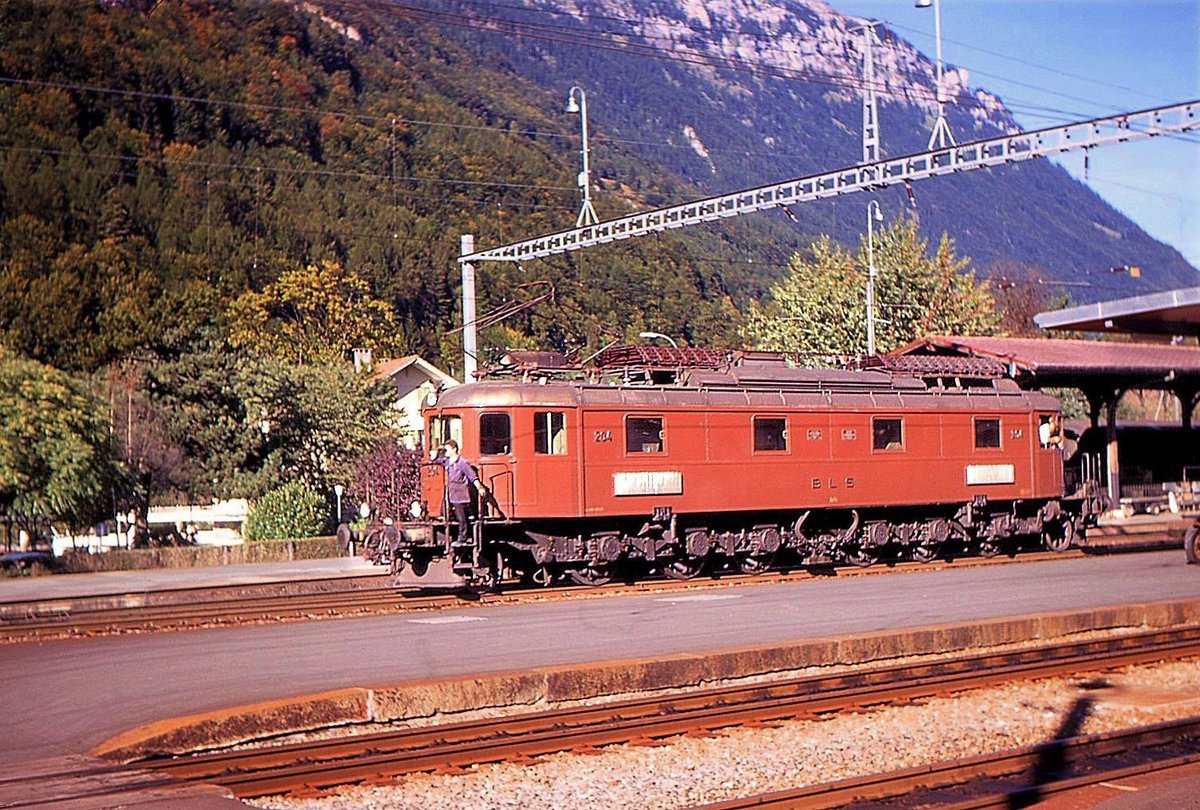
{"left": 812, "top": 477, "right": 855, "bottom": 490}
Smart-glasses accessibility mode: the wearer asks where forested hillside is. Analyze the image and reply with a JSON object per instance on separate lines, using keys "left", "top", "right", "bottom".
{"left": 1, "top": 0, "right": 797, "bottom": 378}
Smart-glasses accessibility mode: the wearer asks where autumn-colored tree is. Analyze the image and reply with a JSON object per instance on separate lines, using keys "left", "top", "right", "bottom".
{"left": 743, "top": 219, "right": 1000, "bottom": 359}
{"left": 986, "top": 260, "right": 1070, "bottom": 337}
{"left": 227, "top": 260, "right": 404, "bottom": 364}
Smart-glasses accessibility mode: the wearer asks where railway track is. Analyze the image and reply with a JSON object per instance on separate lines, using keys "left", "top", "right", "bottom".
{"left": 699, "top": 716, "right": 1200, "bottom": 809}
{"left": 0, "top": 527, "right": 1180, "bottom": 643}
{"left": 140, "top": 625, "right": 1200, "bottom": 799}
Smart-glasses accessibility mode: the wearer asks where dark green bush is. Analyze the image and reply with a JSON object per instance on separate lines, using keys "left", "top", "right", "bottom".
{"left": 244, "top": 481, "right": 326, "bottom": 541}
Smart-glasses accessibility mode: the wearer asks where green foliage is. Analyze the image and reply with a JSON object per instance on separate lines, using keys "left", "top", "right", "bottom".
{"left": 743, "top": 218, "right": 1000, "bottom": 359}
{"left": 0, "top": 348, "right": 129, "bottom": 530}
{"left": 147, "top": 323, "right": 397, "bottom": 499}
{"left": 242, "top": 480, "right": 326, "bottom": 541}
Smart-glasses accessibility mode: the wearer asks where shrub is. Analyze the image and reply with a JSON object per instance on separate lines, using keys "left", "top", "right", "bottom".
{"left": 244, "top": 481, "right": 326, "bottom": 541}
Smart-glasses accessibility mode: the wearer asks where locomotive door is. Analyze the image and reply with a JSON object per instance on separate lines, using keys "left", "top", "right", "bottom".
{"left": 527, "top": 409, "right": 579, "bottom": 516}
{"left": 477, "top": 411, "right": 515, "bottom": 517}
{"left": 425, "top": 414, "right": 463, "bottom": 519}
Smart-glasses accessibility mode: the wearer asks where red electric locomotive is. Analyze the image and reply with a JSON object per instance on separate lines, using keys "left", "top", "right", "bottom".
{"left": 369, "top": 350, "right": 1103, "bottom": 587}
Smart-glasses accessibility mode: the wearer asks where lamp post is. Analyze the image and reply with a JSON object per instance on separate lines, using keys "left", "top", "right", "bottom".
{"left": 639, "top": 331, "right": 678, "bottom": 349}
{"left": 866, "top": 200, "right": 884, "bottom": 356}
{"left": 915, "top": 0, "right": 955, "bottom": 149}
{"left": 334, "top": 484, "right": 344, "bottom": 524}
{"left": 566, "top": 86, "right": 599, "bottom": 228}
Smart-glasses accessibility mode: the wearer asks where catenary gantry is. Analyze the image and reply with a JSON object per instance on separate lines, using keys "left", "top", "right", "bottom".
{"left": 454, "top": 100, "right": 1198, "bottom": 379}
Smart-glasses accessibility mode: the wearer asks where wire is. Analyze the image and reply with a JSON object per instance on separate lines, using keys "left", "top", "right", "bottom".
{"left": 0, "top": 143, "right": 574, "bottom": 193}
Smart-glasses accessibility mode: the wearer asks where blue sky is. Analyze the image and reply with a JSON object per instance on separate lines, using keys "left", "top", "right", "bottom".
{"left": 829, "top": 0, "right": 1200, "bottom": 275}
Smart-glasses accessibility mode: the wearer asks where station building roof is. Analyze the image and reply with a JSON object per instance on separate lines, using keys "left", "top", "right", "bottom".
{"left": 891, "top": 335, "right": 1200, "bottom": 392}
{"left": 1033, "top": 286, "right": 1200, "bottom": 336}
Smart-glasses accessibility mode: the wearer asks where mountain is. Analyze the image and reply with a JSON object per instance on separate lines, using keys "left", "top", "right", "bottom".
{"left": 0, "top": 0, "right": 1194, "bottom": 377}
{"left": 412, "top": 0, "right": 1196, "bottom": 298}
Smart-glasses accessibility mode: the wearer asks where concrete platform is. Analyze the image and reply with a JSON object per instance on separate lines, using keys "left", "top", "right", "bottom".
{"left": 94, "top": 596, "right": 1200, "bottom": 761}
{"left": 0, "top": 556, "right": 383, "bottom": 605}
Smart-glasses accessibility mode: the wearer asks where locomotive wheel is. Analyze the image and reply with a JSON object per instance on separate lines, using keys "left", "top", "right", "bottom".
{"left": 911, "top": 544, "right": 939, "bottom": 564}
{"left": 1042, "top": 519, "right": 1074, "bottom": 553}
{"left": 1185, "top": 525, "right": 1199, "bottom": 564}
{"left": 664, "top": 558, "right": 704, "bottom": 580}
{"left": 739, "top": 554, "right": 775, "bottom": 575}
{"left": 568, "top": 566, "right": 612, "bottom": 587}
{"left": 522, "top": 565, "right": 553, "bottom": 587}
{"left": 845, "top": 547, "right": 877, "bottom": 567}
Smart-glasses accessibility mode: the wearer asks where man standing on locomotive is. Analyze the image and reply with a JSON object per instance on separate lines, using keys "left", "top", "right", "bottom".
{"left": 432, "top": 439, "right": 486, "bottom": 546}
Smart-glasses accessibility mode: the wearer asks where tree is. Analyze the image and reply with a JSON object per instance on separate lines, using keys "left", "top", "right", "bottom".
{"left": 987, "top": 260, "right": 1070, "bottom": 337}
{"left": 101, "top": 361, "right": 190, "bottom": 543}
{"left": 148, "top": 323, "right": 398, "bottom": 499}
{"left": 227, "top": 260, "right": 405, "bottom": 364}
{"left": 0, "top": 349, "right": 128, "bottom": 535}
{"left": 250, "top": 359, "right": 400, "bottom": 493}
{"left": 743, "top": 218, "right": 1000, "bottom": 359}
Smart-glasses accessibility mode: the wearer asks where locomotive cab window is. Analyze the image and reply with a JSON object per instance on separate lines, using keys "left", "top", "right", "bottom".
{"left": 974, "top": 418, "right": 1001, "bottom": 449}
{"left": 753, "top": 417, "right": 788, "bottom": 452}
{"left": 872, "top": 417, "right": 904, "bottom": 451}
{"left": 430, "top": 415, "right": 462, "bottom": 450}
{"left": 479, "top": 412, "right": 512, "bottom": 455}
{"left": 626, "top": 417, "right": 664, "bottom": 454}
{"left": 1038, "top": 414, "right": 1064, "bottom": 448}
{"left": 534, "top": 411, "right": 567, "bottom": 455}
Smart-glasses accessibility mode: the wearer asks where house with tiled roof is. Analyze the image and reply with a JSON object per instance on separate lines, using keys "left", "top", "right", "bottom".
{"left": 361, "top": 352, "right": 459, "bottom": 448}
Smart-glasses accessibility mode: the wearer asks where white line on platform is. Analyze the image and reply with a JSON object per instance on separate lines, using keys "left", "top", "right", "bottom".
{"left": 654, "top": 594, "right": 744, "bottom": 604}
{"left": 408, "top": 615, "right": 487, "bottom": 624}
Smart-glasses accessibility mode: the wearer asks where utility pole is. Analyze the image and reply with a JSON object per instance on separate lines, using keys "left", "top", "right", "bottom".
{"left": 866, "top": 200, "right": 884, "bottom": 356}
{"left": 566, "top": 86, "right": 599, "bottom": 228}
{"left": 916, "top": 0, "right": 955, "bottom": 149}
{"left": 855, "top": 21, "right": 884, "bottom": 165}
{"left": 460, "top": 234, "right": 477, "bottom": 382}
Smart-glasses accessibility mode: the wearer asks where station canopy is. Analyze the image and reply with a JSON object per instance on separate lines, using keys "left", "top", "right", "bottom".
{"left": 889, "top": 335, "right": 1200, "bottom": 394}
{"left": 1033, "top": 286, "right": 1200, "bottom": 336}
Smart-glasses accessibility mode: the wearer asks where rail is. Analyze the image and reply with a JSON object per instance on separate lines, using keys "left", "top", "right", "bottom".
{"left": 1, "top": 526, "right": 1182, "bottom": 642}
{"left": 144, "top": 626, "right": 1200, "bottom": 798}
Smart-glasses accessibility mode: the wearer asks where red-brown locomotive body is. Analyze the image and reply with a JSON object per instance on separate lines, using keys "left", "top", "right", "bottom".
{"left": 373, "top": 355, "right": 1101, "bottom": 586}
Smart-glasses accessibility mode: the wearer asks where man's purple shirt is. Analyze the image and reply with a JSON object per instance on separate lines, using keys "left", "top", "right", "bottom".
{"left": 438, "top": 454, "right": 478, "bottom": 504}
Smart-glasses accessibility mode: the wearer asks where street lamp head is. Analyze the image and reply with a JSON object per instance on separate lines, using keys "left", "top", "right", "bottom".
{"left": 869, "top": 200, "right": 884, "bottom": 222}
{"left": 638, "top": 331, "right": 678, "bottom": 349}
{"left": 914, "top": 0, "right": 932, "bottom": 8}
{"left": 565, "top": 86, "right": 583, "bottom": 113}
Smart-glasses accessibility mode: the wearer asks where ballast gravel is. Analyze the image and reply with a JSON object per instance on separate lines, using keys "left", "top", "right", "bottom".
{"left": 251, "top": 659, "right": 1200, "bottom": 810}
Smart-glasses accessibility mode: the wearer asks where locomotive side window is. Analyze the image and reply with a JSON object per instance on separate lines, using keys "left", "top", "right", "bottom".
{"left": 974, "top": 418, "right": 1002, "bottom": 449}
{"left": 534, "top": 411, "right": 567, "bottom": 455}
{"left": 430, "top": 415, "right": 462, "bottom": 449}
{"left": 753, "top": 417, "right": 788, "bottom": 452}
{"left": 872, "top": 417, "right": 904, "bottom": 451}
{"left": 479, "top": 412, "right": 512, "bottom": 455}
{"left": 626, "top": 417, "right": 664, "bottom": 453}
